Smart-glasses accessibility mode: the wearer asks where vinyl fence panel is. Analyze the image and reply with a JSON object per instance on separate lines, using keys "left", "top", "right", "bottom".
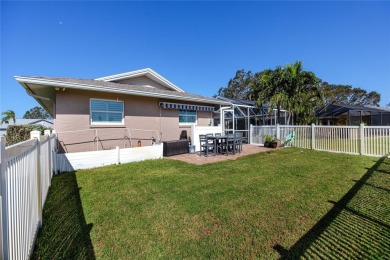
{"left": 250, "top": 124, "right": 390, "bottom": 157}
{"left": 1, "top": 132, "right": 57, "bottom": 260}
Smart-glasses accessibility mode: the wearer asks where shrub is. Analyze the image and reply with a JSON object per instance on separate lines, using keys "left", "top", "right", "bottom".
{"left": 5, "top": 125, "right": 52, "bottom": 146}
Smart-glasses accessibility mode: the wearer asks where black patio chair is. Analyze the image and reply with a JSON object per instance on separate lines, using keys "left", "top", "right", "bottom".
{"left": 223, "top": 133, "right": 236, "bottom": 155}
{"left": 234, "top": 132, "right": 243, "bottom": 153}
{"left": 199, "top": 134, "right": 215, "bottom": 157}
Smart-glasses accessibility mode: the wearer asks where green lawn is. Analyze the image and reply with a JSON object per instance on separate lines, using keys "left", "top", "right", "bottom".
{"left": 32, "top": 148, "right": 390, "bottom": 259}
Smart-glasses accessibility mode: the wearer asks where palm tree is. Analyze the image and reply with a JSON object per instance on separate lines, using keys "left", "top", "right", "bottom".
{"left": 284, "top": 61, "right": 323, "bottom": 124}
{"left": 253, "top": 66, "right": 290, "bottom": 124}
{"left": 252, "top": 61, "right": 323, "bottom": 125}
{"left": 1, "top": 110, "right": 16, "bottom": 124}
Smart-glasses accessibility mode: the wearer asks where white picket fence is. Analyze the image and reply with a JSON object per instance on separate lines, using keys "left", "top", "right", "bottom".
{"left": 0, "top": 128, "right": 165, "bottom": 259}
{"left": 250, "top": 124, "right": 390, "bottom": 157}
{"left": 0, "top": 130, "right": 57, "bottom": 260}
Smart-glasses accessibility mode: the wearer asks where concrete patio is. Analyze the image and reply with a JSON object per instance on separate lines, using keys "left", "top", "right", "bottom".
{"left": 164, "top": 144, "right": 273, "bottom": 165}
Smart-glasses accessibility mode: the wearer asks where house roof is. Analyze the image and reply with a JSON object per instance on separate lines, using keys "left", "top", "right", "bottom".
{"left": 15, "top": 75, "right": 229, "bottom": 115}
{"left": 0, "top": 119, "right": 53, "bottom": 130}
{"left": 316, "top": 104, "right": 390, "bottom": 118}
{"left": 95, "top": 68, "right": 185, "bottom": 92}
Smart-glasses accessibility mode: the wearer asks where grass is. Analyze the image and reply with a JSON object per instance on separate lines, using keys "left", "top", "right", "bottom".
{"left": 32, "top": 148, "right": 390, "bottom": 259}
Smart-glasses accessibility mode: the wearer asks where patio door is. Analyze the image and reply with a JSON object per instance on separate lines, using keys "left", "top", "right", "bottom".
{"left": 222, "top": 109, "right": 234, "bottom": 134}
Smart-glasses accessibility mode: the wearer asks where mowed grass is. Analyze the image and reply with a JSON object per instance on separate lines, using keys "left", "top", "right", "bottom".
{"left": 32, "top": 148, "right": 390, "bottom": 259}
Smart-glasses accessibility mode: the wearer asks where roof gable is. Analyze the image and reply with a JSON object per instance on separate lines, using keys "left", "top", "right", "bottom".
{"left": 95, "top": 68, "right": 185, "bottom": 93}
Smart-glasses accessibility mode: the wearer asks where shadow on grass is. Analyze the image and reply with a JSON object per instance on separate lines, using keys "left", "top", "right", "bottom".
{"left": 32, "top": 171, "right": 95, "bottom": 259}
{"left": 274, "top": 156, "right": 390, "bottom": 259}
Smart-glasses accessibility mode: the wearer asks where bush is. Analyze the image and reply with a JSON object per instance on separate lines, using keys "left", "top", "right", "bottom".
{"left": 5, "top": 125, "right": 52, "bottom": 146}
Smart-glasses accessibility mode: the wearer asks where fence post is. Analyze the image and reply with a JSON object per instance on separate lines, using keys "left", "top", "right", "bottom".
{"left": 31, "top": 130, "right": 43, "bottom": 226}
{"left": 116, "top": 146, "right": 120, "bottom": 165}
{"left": 360, "top": 123, "right": 365, "bottom": 155}
{"left": 311, "top": 123, "right": 316, "bottom": 150}
{"left": 276, "top": 124, "right": 280, "bottom": 139}
{"left": 0, "top": 136, "right": 8, "bottom": 259}
{"left": 52, "top": 130, "right": 57, "bottom": 174}
{"left": 44, "top": 130, "right": 52, "bottom": 185}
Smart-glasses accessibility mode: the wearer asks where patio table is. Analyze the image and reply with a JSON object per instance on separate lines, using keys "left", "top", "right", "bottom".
{"left": 207, "top": 135, "right": 228, "bottom": 155}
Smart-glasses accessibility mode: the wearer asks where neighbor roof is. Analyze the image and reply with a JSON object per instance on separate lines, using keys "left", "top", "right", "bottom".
{"left": 316, "top": 104, "right": 390, "bottom": 118}
{"left": 0, "top": 118, "right": 53, "bottom": 129}
{"left": 15, "top": 76, "right": 229, "bottom": 115}
{"left": 95, "top": 68, "right": 185, "bottom": 92}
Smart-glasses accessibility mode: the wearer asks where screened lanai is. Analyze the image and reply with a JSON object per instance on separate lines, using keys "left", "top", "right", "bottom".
{"left": 213, "top": 97, "right": 290, "bottom": 143}
{"left": 316, "top": 104, "right": 390, "bottom": 126}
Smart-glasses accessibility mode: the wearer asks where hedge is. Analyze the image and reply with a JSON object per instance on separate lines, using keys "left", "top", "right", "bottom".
{"left": 5, "top": 125, "right": 52, "bottom": 146}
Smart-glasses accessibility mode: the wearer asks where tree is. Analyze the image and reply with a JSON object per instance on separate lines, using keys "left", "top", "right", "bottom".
{"left": 320, "top": 83, "right": 380, "bottom": 106}
{"left": 1, "top": 110, "right": 16, "bottom": 124}
{"left": 282, "top": 61, "right": 322, "bottom": 124}
{"left": 215, "top": 69, "right": 255, "bottom": 99}
{"left": 23, "top": 106, "right": 51, "bottom": 119}
{"left": 252, "top": 66, "right": 287, "bottom": 124}
{"left": 252, "top": 61, "right": 323, "bottom": 125}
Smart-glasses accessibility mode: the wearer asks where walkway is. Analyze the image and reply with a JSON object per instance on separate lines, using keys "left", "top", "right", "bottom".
{"left": 165, "top": 144, "right": 273, "bottom": 165}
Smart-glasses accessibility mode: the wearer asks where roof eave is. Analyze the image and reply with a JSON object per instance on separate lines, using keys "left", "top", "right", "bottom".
{"left": 14, "top": 76, "right": 229, "bottom": 106}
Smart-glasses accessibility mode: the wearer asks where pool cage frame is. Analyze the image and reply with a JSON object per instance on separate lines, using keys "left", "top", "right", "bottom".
{"left": 213, "top": 97, "right": 292, "bottom": 143}
{"left": 316, "top": 104, "right": 390, "bottom": 126}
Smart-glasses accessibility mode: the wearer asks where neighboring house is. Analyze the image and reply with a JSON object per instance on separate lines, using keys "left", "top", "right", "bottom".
{"left": 0, "top": 119, "right": 53, "bottom": 136}
{"left": 15, "top": 68, "right": 230, "bottom": 153}
{"left": 316, "top": 104, "right": 390, "bottom": 126}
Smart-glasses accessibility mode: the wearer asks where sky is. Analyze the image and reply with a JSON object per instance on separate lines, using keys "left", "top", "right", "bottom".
{"left": 1, "top": 1, "right": 390, "bottom": 118}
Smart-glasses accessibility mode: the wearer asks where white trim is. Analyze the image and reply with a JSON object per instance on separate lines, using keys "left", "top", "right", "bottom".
{"left": 90, "top": 98, "right": 124, "bottom": 125}
{"left": 14, "top": 76, "right": 229, "bottom": 106}
{"left": 95, "top": 68, "right": 185, "bottom": 93}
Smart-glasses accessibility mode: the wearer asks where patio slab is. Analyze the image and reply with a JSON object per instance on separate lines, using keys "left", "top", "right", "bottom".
{"left": 164, "top": 144, "right": 273, "bottom": 165}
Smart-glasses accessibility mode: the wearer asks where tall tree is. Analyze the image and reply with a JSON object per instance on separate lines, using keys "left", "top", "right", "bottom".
{"left": 23, "top": 106, "right": 51, "bottom": 119}
{"left": 252, "top": 61, "right": 323, "bottom": 125}
{"left": 253, "top": 66, "right": 287, "bottom": 124}
{"left": 215, "top": 69, "right": 254, "bottom": 99}
{"left": 1, "top": 110, "right": 16, "bottom": 124}
{"left": 284, "top": 61, "right": 323, "bottom": 124}
{"left": 320, "top": 83, "right": 380, "bottom": 106}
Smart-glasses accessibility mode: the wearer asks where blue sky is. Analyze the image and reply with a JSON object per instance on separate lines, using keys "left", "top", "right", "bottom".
{"left": 1, "top": 1, "right": 390, "bottom": 118}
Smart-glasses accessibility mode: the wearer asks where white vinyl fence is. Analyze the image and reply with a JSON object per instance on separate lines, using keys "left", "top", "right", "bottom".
{"left": 250, "top": 124, "right": 390, "bottom": 157}
{"left": 191, "top": 125, "right": 223, "bottom": 152}
{"left": 56, "top": 144, "right": 163, "bottom": 172}
{"left": 0, "top": 130, "right": 56, "bottom": 260}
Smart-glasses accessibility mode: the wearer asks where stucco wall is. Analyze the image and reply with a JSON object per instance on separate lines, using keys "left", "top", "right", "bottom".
{"left": 55, "top": 89, "right": 215, "bottom": 153}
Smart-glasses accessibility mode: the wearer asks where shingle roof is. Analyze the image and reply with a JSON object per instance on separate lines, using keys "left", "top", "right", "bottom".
{"left": 0, "top": 119, "right": 53, "bottom": 130}
{"left": 16, "top": 76, "right": 229, "bottom": 106}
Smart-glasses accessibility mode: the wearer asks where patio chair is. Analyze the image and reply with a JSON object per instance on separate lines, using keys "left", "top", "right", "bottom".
{"left": 234, "top": 132, "right": 243, "bottom": 153}
{"left": 223, "top": 133, "right": 236, "bottom": 155}
{"left": 199, "top": 134, "right": 215, "bottom": 157}
{"left": 214, "top": 133, "right": 223, "bottom": 154}
{"left": 283, "top": 132, "right": 295, "bottom": 147}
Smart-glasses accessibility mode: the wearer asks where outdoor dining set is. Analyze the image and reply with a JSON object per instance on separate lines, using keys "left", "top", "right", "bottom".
{"left": 199, "top": 132, "right": 243, "bottom": 157}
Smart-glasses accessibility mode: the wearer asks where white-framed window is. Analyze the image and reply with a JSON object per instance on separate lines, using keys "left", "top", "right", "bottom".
{"left": 90, "top": 99, "right": 124, "bottom": 125}
{"left": 179, "top": 109, "right": 197, "bottom": 124}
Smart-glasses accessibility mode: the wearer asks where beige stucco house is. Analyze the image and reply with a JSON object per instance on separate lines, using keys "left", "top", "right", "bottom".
{"left": 15, "top": 68, "right": 229, "bottom": 153}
